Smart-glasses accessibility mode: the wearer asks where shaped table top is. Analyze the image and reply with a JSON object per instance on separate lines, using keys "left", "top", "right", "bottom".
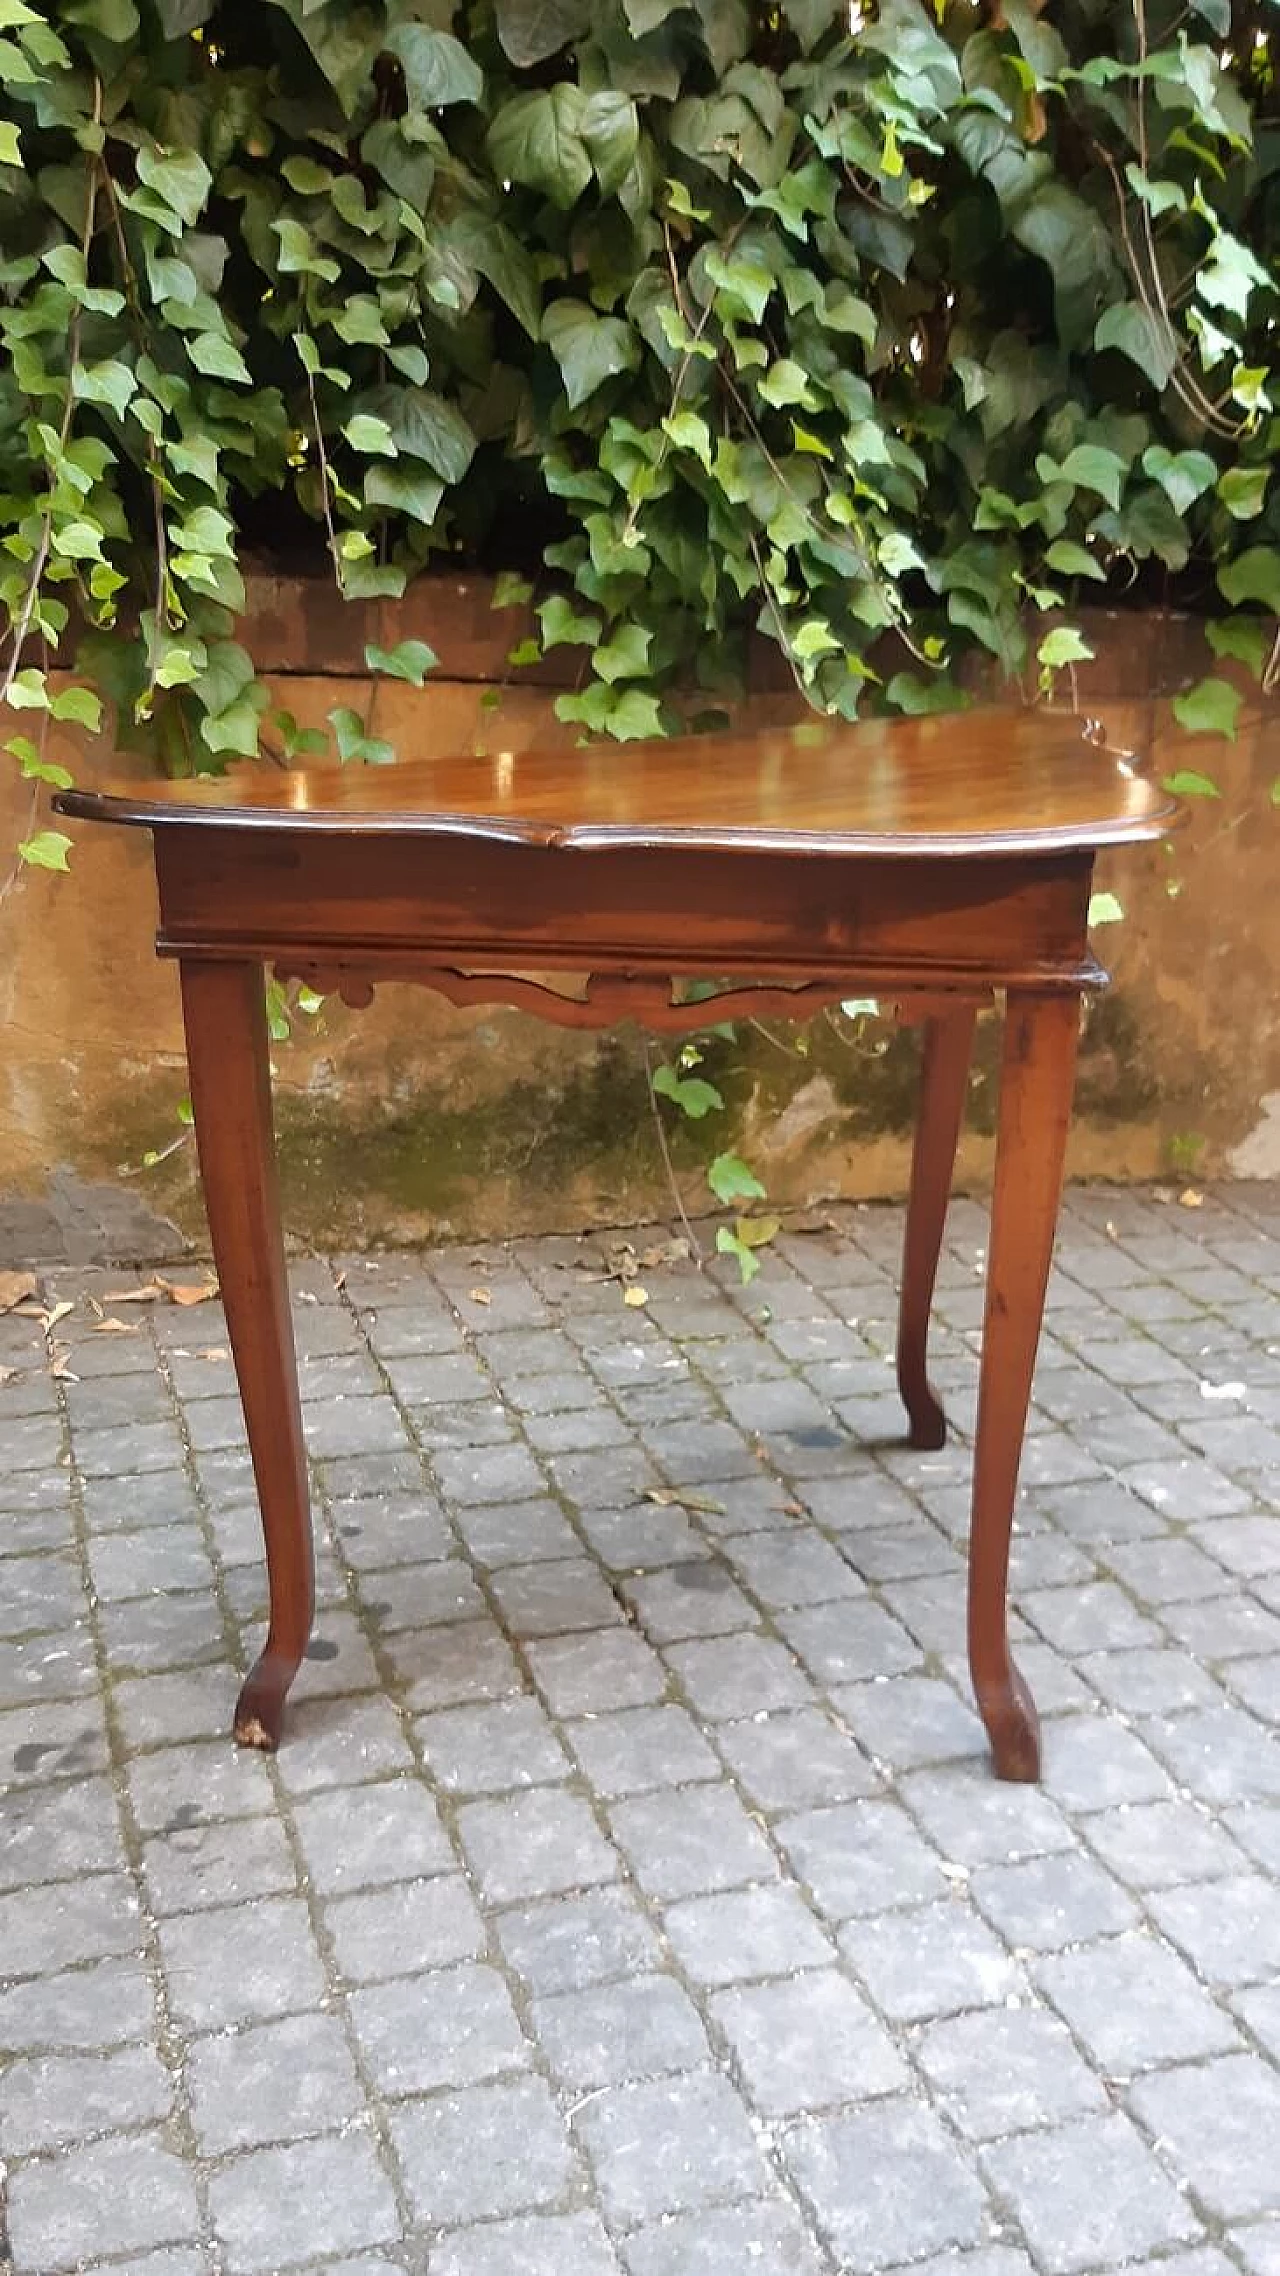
{"left": 56, "top": 707, "right": 1177, "bottom": 861}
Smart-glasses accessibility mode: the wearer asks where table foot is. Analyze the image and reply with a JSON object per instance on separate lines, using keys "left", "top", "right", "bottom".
{"left": 233, "top": 1652, "right": 302, "bottom": 1752}
{"left": 976, "top": 1659, "right": 1042, "bottom": 1782}
{"left": 903, "top": 1383, "right": 948, "bottom": 1452}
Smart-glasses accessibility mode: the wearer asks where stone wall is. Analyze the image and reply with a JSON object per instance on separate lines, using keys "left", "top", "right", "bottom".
{"left": 1, "top": 582, "right": 1275, "bottom": 1261}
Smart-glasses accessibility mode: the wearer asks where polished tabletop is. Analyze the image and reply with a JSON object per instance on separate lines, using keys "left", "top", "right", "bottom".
{"left": 56, "top": 708, "right": 1176, "bottom": 860}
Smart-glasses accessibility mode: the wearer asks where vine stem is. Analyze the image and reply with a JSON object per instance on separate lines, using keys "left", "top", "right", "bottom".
{"left": 302, "top": 357, "right": 344, "bottom": 594}
{"left": 640, "top": 1033, "right": 705, "bottom": 1268}
{"left": 0, "top": 79, "right": 102, "bottom": 704}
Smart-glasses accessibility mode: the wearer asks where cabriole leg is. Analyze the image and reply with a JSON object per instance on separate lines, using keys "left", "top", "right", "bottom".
{"left": 970, "top": 989, "right": 1080, "bottom": 1781}
{"left": 179, "top": 959, "right": 313, "bottom": 1750}
{"left": 897, "top": 1004, "right": 977, "bottom": 1450}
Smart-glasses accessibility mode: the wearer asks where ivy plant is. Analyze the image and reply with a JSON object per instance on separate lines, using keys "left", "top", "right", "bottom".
{"left": 0, "top": 0, "right": 1276, "bottom": 1249}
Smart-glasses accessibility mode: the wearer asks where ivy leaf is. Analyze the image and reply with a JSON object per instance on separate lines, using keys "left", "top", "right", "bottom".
{"left": 488, "top": 87, "right": 593, "bottom": 209}
{"left": 1206, "top": 618, "right": 1268, "bottom": 676}
{"left": 365, "top": 465, "right": 446, "bottom": 522}
{"left": 1058, "top": 445, "right": 1127, "bottom": 511}
{"left": 1094, "top": 302, "right": 1176, "bottom": 390}
{"left": 1218, "top": 548, "right": 1280, "bottom": 614}
{"left": 539, "top": 594, "right": 601, "bottom": 647}
{"left": 543, "top": 302, "right": 640, "bottom": 409}
{"left": 606, "top": 690, "right": 664, "bottom": 740}
{"left": 715, "top": 1224, "right": 760, "bottom": 1284}
{"left": 135, "top": 144, "right": 212, "bottom": 230}
{"left": 1142, "top": 446, "right": 1218, "bottom": 515}
{"left": 493, "top": 572, "right": 534, "bottom": 610}
{"left": 72, "top": 360, "right": 137, "bottom": 419}
{"left": 594, "top": 624, "right": 652, "bottom": 682}
{"left": 385, "top": 24, "right": 483, "bottom": 107}
{"left": 0, "top": 121, "right": 21, "bottom": 168}
{"left": 329, "top": 707, "right": 396, "bottom": 766}
{"left": 365, "top": 639, "right": 439, "bottom": 685}
{"left": 1219, "top": 467, "right": 1269, "bottom": 522}
{"left": 1044, "top": 540, "right": 1106, "bottom": 582}
{"left": 707, "top": 1152, "right": 766, "bottom": 1205}
{"left": 1038, "top": 627, "right": 1096, "bottom": 670}
{"left": 18, "top": 830, "right": 72, "bottom": 872}
{"left": 495, "top": 0, "right": 591, "bottom": 66}
{"left": 1170, "top": 682, "right": 1242, "bottom": 744}
{"left": 653, "top": 1064, "right": 724, "bottom": 1118}
{"left": 48, "top": 685, "right": 103, "bottom": 731}
{"left": 1088, "top": 891, "right": 1124, "bottom": 927}
{"left": 580, "top": 91, "right": 640, "bottom": 197}
{"left": 344, "top": 415, "right": 397, "bottom": 458}
{"left": 188, "top": 333, "right": 251, "bottom": 385}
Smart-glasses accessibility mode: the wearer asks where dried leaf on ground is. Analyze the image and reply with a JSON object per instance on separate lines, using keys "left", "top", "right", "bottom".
{"left": 100, "top": 1283, "right": 162, "bottom": 1305}
{"left": 92, "top": 1317, "right": 141, "bottom": 1336}
{"left": 468, "top": 1286, "right": 493, "bottom": 1305}
{"left": 156, "top": 1277, "right": 219, "bottom": 1307}
{"left": 623, "top": 1284, "right": 650, "bottom": 1308}
{"left": 40, "top": 1301, "right": 75, "bottom": 1335}
{"left": 0, "top": 1270, "right": 38, "bottom": 1313}
{"left": 643, "top": 1486, "right": 725, "bottom": 1515}
{"left": 1178, "top": 1188, "right": 1205, "bottom": 1209}
{"left": 0, "top": 1363, "right": 16, "bottom": 1386}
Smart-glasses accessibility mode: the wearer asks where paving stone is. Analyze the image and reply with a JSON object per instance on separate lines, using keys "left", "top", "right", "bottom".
{"left": 488, "top": 1556, "right": 625, "bottom": 1639}
{"left": 0, "top": 1955, "right": 156, "bottom": 2052}
{"left": 970, "top": 1850, "right": 1138, "bottom": 1950}
{"left": 0, "top": 1869, "right": 143, "bottom": 1977}
{"left": 777, "top": 1796, "right": 949, "bottom": 1919}
{"left": 1225, "top": 1804, "right": 1280, "bottom": 1874}
{"left": 565, "top": 1703, "right": 719, "bottom": 1796}
{"left": 834, "top": 1674, "right": 983, "bottom": 1771}
{"left": 1082, "top": 1797, "right": 1247, "bottom": 1889}
{"left": 620, "top": 2202, "right": 824, "bottom": 2276}
{"left": 1078, "top": 1645, "right": 1225, "bottom": 1716}
{"left": 390, "top": 2076, "right": 576, "bottom": 2226}
{"left": 1149, "top": 1874, "right": 1280, "bottom": 1987}
{"left": 459, "top": 1789, "right": 619, "bottom": 1903}
{"left": 714, "top": 1706, "right": 879, "bottom": 1809}
{"left": 8, "top": 2131, "right": 201, "bottom": 2270}
{"left": 418, "top": 1693, "right": 571, "bottom": 1795}
{"left": 186, "top": 2012, "right": 363, "bottom": 2154}
{"left": 293, "top": 1777, "right": 453, "bottom": 1895}
{"left": 451, "top": 1495, "right": 580, "bottom": 1566}
{"left": 782, "top": 2098, "right": 988, "bottom": 2267}
{"left": 496, "top": 1886, "right": 661, "bottom": 1995}
{"left": 141, "top": 1813, "right": 297, "bottom": 1914}
{"left": 1036, "top": 1930, "right": 1240, "bottom": 2072}
{"left": 390, "top": 1617, "right": 525, "bottom": 1710}
{"left": 662, "top": 1883, "right": 834, "bottom": 1986}
{"left": 1139, "top": 1705, "right": 1280, "bottom": 1803}
{"left": 0, "top": 2042, "right": 173, "bottom": 2155}
{"left": 1039, "top": 1713, "right": 1174, "bottom": 1811}
{"left": 776, "top": 1597, "right": 922, "bottom": 1685}
{"left": 620, "top": 1559, "right": 757, "bottom": 1643}
{"left": 158, "top": 1896, "right": 327, "bottom": 2030}
{"left": 916, "top": 2004, "right": 1107, "bottom": 2139}
{"left": 527, "top": 1628, "right": 668, "bottom": 1715}
{"left": 1127, "top": 2054, "right": 1280, "bottom": 2219}
{"left": 532, "top": 1973, "right": 708, "bottom": 2088}
{"left": 431, "top": 2211, "right": 621, "bottom": 2276}
{"left": 839, "top": 1898, "right": 1020, "bottom": 2023}
{"left": 575, "top": 2068, "right": 768, "bottom": 2223}
{"left": 326, "top": 1873, "right": 485, "bottom": 1985}
{"left": 713, "top": 1966, "right": 906, "bottom": 2114}
{"left": 351, "top": 1961, "right": 530, "bottom": 2093}
{"left": 899, "top": 1766, "right": 1075, "bottom": 1868}
{"left": 663, "top": 1632, "right": 812, "bottom": 1720}
{"left": 208, "top": 2134, "right": 400, "bottom": 2272}
{"left": 609, "top": 1782, "right": 777, "bottom": 1900}
{"left": 981, "top": 2112, "right": 1200, "bottom": 2273}
{"left": 1232, "top": 2227, "right": 1280, "bottom": 2276}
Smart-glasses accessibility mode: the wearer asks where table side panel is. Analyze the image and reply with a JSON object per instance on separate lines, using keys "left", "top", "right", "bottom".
{"left": 153, "top": 833, "right": 1096, "bottom": 988}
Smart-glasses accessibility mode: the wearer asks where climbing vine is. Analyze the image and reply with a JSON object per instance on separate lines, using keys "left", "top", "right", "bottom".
{"left": 0, "top": 0, "right": 1276, "bottom": 1244}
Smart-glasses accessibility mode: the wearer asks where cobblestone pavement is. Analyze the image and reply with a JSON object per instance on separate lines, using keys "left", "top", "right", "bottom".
{"left": 3, "top": 1184, "right": 1280, "bottom": 2276}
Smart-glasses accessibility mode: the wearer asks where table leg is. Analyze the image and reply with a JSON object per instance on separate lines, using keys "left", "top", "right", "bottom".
{"left": 897, "top": 1004, "right": 977, "bottom": 1450}
{"left": 970, "top": 989, "right": 1080, "bottom": 1781}
{"left": 179, "top": 959, "right": 313, "bottom": 1751}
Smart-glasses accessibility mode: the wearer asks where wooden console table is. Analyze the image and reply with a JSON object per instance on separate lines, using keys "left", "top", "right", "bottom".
{"left": 58, "top": 709, "right": 1175, "bottom": 1779}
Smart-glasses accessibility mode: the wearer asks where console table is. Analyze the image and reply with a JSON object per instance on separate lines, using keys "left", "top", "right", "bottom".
{"left": 57, "top": 708, "right": 1176, "bottom": 1778}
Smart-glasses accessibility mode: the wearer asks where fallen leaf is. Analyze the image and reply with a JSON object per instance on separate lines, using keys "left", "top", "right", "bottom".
{"left": 92, "top": 1317, "right": 141, "bottom": 1336}
{"left": 643, "top": 1487, "right": 726, "bottom": 1515}
{"left": 623, "top": 1285, "right": 650, "bottom": 1308}
{"left": 468, "top": 1287, "right": 493, "bottom": 1305}
{"left": 636, "top": 1238, "right": 690, "bottom": 1270}
{"left": 196, "top": 1346, "right": 230, "bottom": 1364}
{"left": 156, "top": 1277, "right": 219, "bottom": 1307}
{"left": 101, "top": 1283, "right": 162, "bottom": 1305}
{"left": 0, "top": 1363, "right": 16, "bottom": 1386}
{"left": 49, "top": 1345, "right": 79, "bottom": 1382}
{"left": 41, "top": 1301, "right": 75, "bottom": 1335}
{"left": 0, "top": 1270, "right": 37, "bottom": 1313}
{"left": 1178, "top": 1188, "right": 1205, "bottom": 1209}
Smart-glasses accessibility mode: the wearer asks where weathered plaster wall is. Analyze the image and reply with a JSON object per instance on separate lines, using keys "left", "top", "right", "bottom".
{"left": 1, "top": 583, "right": 1275, "bottom": 1261}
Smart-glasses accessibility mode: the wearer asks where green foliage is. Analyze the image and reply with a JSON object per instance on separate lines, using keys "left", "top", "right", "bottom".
{"left": 1, "top": 0, "right": 1276, "bottom": 842}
